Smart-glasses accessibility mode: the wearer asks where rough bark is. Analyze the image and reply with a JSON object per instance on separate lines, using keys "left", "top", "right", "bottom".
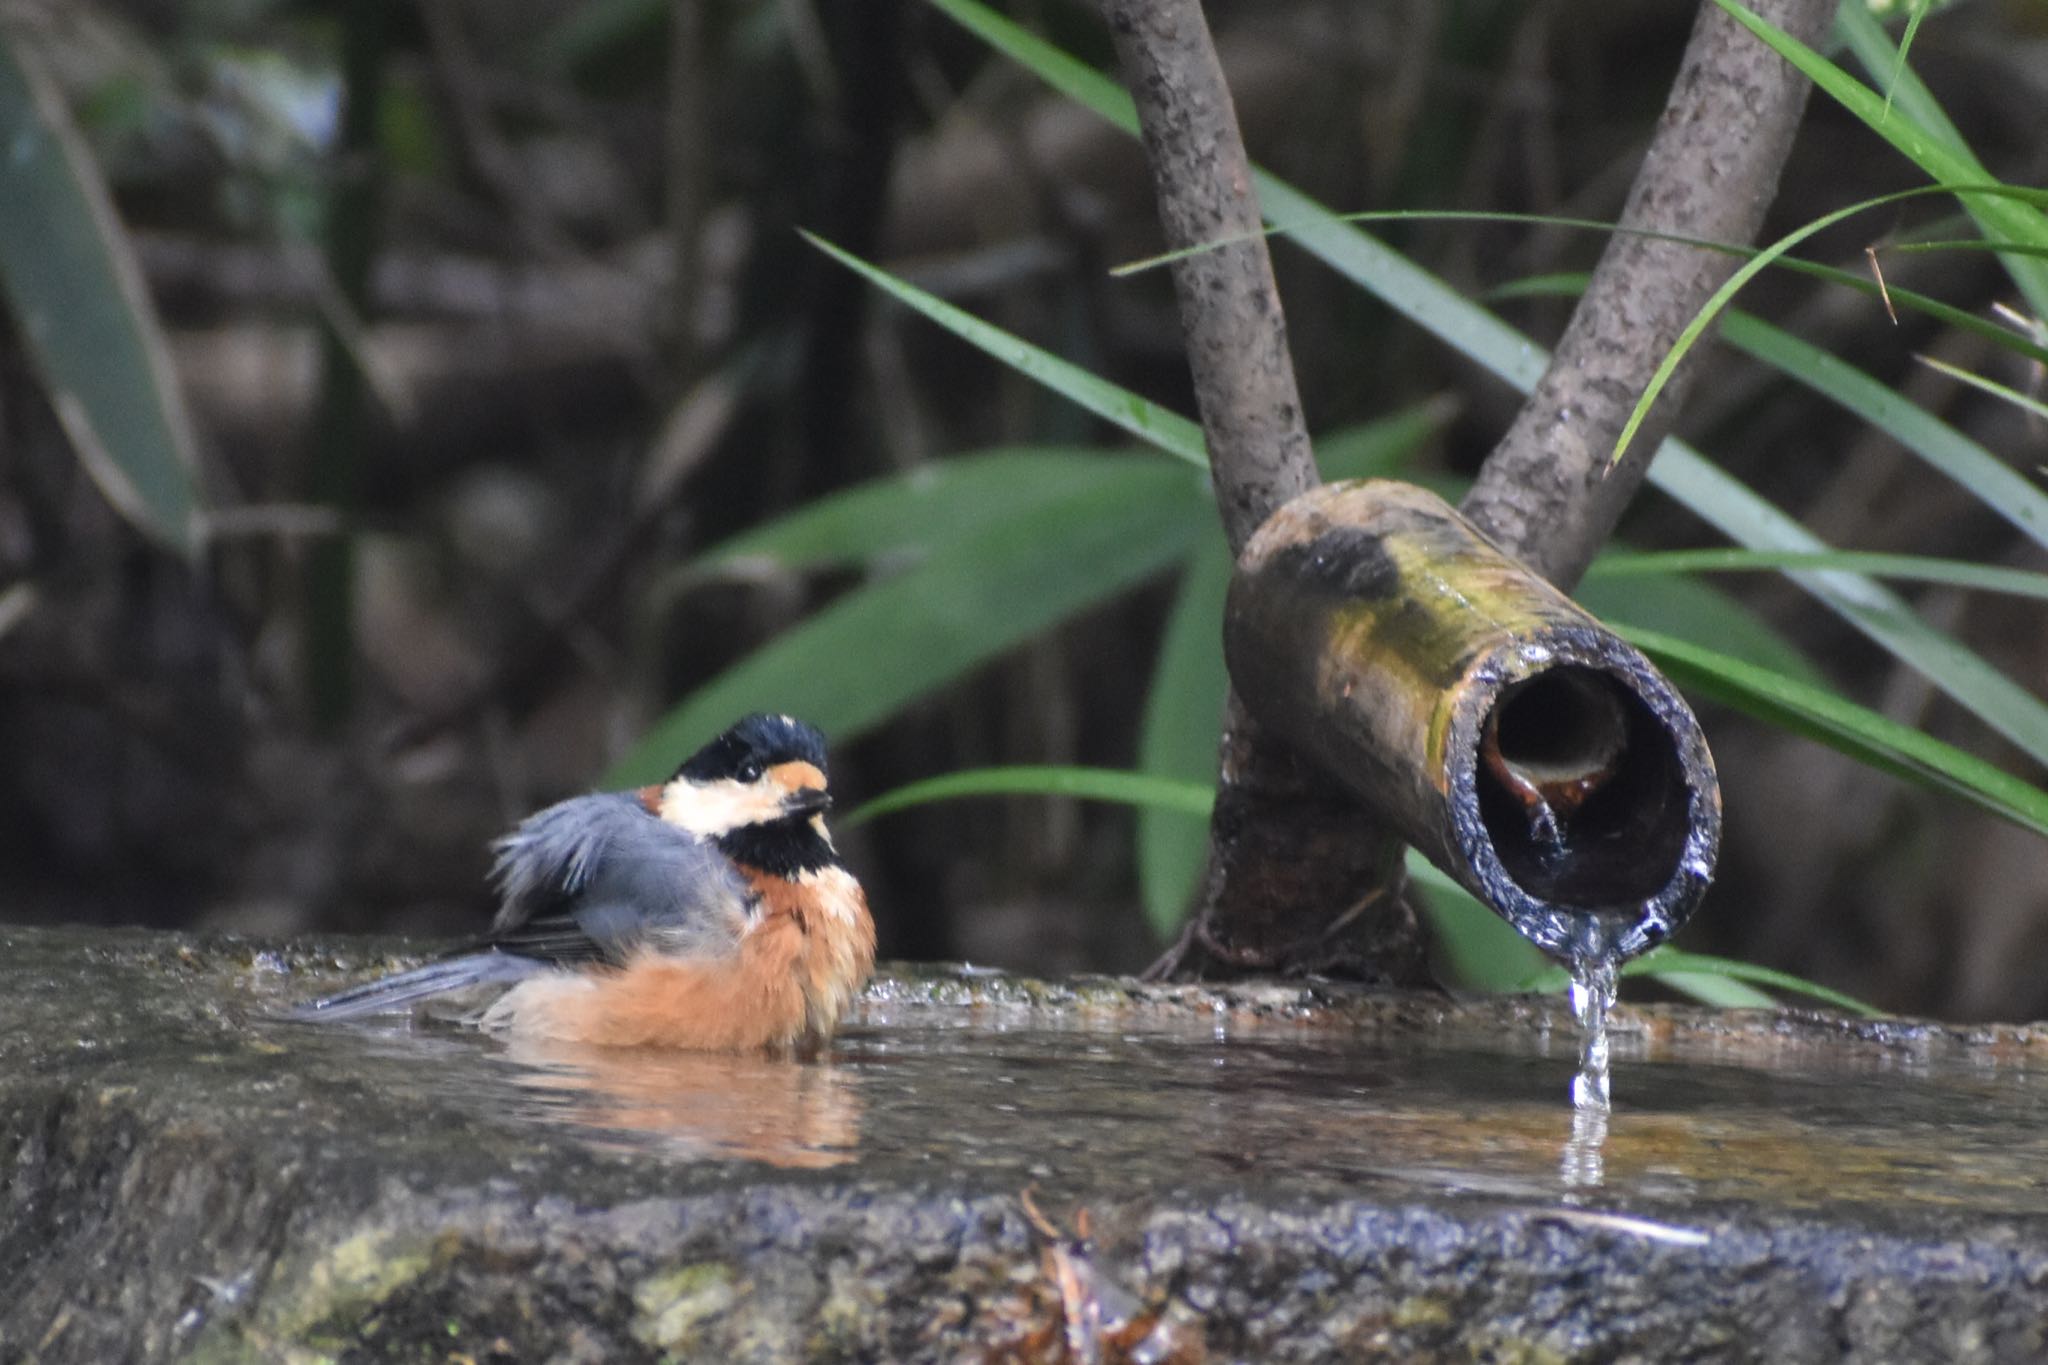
{"left": 1097, "top": 0, "right": 1318, "bottom": 553}
{"left": 1100, "top": 0, "right": 1424, "bottom": 982}
{"left": 1460, "top": 0, "right": 1834, "bottom": 587}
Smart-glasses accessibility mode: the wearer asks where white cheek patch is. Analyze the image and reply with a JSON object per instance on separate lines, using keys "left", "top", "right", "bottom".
{"left": 659, "top": 778, "right": 784, "bottom": 837}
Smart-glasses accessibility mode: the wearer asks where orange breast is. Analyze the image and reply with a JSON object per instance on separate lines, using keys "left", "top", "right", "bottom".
{"left": 489, "top": 865, "right": 875, "bottom": 1053}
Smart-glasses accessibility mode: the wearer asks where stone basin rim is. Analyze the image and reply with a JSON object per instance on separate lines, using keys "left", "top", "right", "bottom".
{"left": 77, "top": 922, "right": 2048, "bottom": 1069}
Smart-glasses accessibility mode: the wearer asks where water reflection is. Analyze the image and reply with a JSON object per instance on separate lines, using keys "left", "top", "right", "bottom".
{"left": 500, "top": 1037, "right": 861, "bottom": 1169}
{"left": 1559, "top": 1102, "right": 1609, "bottom": 1189}
{"left": 267, "top": 985, "right": 2048, "bottom": 1213}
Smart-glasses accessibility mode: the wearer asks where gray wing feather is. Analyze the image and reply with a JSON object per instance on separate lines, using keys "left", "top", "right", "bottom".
{"left": 488, "top": 791, "right": 751, "bottom": 961}
{"left": 288, "top": 950, "right": 541, "bottom": 1021}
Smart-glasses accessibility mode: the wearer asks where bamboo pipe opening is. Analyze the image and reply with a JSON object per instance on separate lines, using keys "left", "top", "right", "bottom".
{"left": 1475, "top": 665, "right": 1691, "bottom": 909}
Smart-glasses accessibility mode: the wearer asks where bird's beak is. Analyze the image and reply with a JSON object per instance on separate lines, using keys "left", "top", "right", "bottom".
{"left": 780, "top": 787, "right": 832, "bottom": 818}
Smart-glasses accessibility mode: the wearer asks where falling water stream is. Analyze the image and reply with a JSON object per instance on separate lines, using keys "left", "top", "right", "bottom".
{"left": 1568, "top": 957, "right": 1618, "bottom": 1112}
{"left": 1560, "top": 956, "right": 1619, "bottom": 1187}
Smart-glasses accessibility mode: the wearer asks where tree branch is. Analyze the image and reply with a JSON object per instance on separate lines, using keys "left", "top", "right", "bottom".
{"left": 1459, "top": 0, "right": 1834, "bottom": 588}
{"left": 1098, "top": 0, "right": 1317, "bottom": 553}
{"left": 1101, "top": 0, "right": 1425, "bottom": 984}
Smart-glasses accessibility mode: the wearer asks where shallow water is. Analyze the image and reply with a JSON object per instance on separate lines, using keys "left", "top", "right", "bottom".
{"left": 10, "top": 927, "right": 2048, "bottom": 1225}
{"left": 367, "top": 992, "right": 2048, "bottom": 1224}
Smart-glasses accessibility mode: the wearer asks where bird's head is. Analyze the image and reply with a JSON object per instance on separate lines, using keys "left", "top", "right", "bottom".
{"left": 657, "top": 714, "right": 840, "bottom": 872}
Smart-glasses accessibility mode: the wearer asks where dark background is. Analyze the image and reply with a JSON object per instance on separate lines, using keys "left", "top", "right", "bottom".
{"left": 2, "top": 0, "right": 2044, "bottom": 1018}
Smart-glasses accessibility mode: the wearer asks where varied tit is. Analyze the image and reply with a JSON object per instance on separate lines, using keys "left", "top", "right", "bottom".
{"left": 292, "top": 713, "right": 874, "bottom": 1053}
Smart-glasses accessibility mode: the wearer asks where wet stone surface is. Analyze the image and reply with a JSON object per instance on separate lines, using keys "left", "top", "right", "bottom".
{"left": 6, "top": 924, "right": 2048, "bottom": 1362}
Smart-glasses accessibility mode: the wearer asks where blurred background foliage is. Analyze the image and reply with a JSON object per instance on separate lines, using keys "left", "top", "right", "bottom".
{"left": 0, "top": 0, "right": 2044, "bottom": 1019}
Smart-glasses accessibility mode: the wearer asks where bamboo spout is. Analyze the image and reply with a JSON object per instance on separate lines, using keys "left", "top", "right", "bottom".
{"left": 1224, "top": 480, "right": 1721, "bottom": 964}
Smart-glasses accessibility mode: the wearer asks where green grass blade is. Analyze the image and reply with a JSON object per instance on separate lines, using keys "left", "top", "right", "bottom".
{"left": 1649, "top": 452, "right": 2048, "bottom": 770}
{"left": 1517, "top": 269, "right": 2048, "bottom": 576}
{"left": 1717, "top": 311, "right": 2048, "bottom": 552}
{"left": 1494, "top": 266, "right": 2048, "bottom": 372}
{"left": 803, "top": 231, "right": 1207, "bottom": 467}
{"left": 1590, "top": 549, "right": 2048, "bottom": 603}
{"left": 1913, "top": 354, "right": 2048, "bottom": 426}
{"left": 844, "top": 765, "right": 1215, "bottom": 828}
{"left": 1713, "top": 0, "right": 2048, "bottom": 237}
{"left": 605, "top": 463, "right": 1205, "bottom": 785}
{"left": 0, "top": 34, "right": 200, "bottom": 554}
{"left": 1608, "top": 182, "right": 2046, "bottom": 467}
{"left": 1834, "top": 0, "right": 2048, "bottom": 317}
{"left": 1622, "top": 625, "right": 2048, "bottom": 840}
{"left": 1109, "top": 208, "right": 1759, "bottom": 279}
{"left": 1574, "top": 570, "right": 1824, "bottom": 685}
{"left": 1637, "top": 949, "right": 1882, "bottom": 1015}
{"left": 1137, "top": 543, "right": 1231, "bottom": 938}
{"left": 1406, "top": 854, "right": 1549, "bottom": 991}
{"left": 1880, "top": 0, "right": 1931, "bottom": 125}
{"left": 1643, "top": 968, "right": 1781, "bottom": 1010}
{"left": 1518, "top": 947, "right": 1882, "bottom": 1015}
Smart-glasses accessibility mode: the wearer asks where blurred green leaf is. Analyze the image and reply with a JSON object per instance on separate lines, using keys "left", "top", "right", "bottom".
{"left": 0, "top": 34, "right": 200, "bottom": 554}
{"left": 1624, "top": 626, "right": 2048, "bottom": 840}
{"left": 1652, "top": 455, "right": 2048, "bottom": 771}
{"left": 1719, "top": 312, "right": 2048, "bottom": 553}
{"left": 1590, "top": 549, "right": 2048, "bottom": 603}
{"left": 1642, "top": 968, "right": 1780, "bottom": 1011}
{"left": 1407, "top": 855, "right": 1549, "bottom": 991}
{"left": 845, "top": 765, "right": 1214, "bottom": 828}
{"left": 1575, "top": 569, "right": 1823, "bottom": 686}
{"left": 533, "top": 0, "right": 664, "bottom": 74}
{"left": 1519, "top": 947, "right": 1883, "bottom": 1017}
{"left": 804, "top": 231, "right": 1207, "bottom": 467}
{"left": 1137, "top": 542, "right": 1230, "bottom": 938}
{"left": 1879, "top": 0, "right": 1933, "bottom": 125}
{"left": 606, "top": 460, "right": 1205, "bottom": 785}
{"left": 685, "top": 449, "right": 1176, "bottom": 575}
{"left": 1316, "top": 401, "right": 1454, "bottom": 482}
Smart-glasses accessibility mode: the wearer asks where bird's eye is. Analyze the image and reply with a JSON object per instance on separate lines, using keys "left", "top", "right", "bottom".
{"left": 737, "top": 759, "right": 763, "bottom": 783}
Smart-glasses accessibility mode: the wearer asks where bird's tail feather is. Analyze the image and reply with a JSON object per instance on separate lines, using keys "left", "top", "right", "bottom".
{"left": 287, "top": 950, "right": 539, "bottom": 1021}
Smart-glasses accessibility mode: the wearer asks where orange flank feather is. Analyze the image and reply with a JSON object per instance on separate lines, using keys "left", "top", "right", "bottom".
{"left": 635, "top": 785, "right": 662, "bottom": 814}
{"left": 483, "top": 865, "right": 875, "bottom": 1053}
